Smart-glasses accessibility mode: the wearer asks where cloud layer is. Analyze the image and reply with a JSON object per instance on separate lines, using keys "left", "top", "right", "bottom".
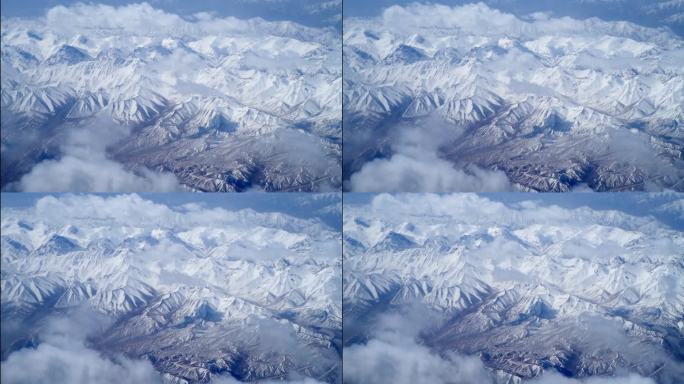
{"left": 40, "top": 2, "right": 332, "bottom": 40}
{"left": 344, "top": 306, "right": 493, "bottom": 384}
{"left": 343, "top": 307, "right": 659, "bottom": 384}
{"left": 1, "top": 310, "right": 161, "bottom": 384}
{"left": 17, "top": 156, "right": 181, "bottom": 192}
{"left": 349, "top": 115, "right": 512, "bottom": 192}
{"left": 349, "top": 154, "right": 512, "bottom": 192}
{"left": 12, "top": 109, "right": 182, "bottom": 192}
{"left": 375, "top": 2, "right": 676, "bottom": 41}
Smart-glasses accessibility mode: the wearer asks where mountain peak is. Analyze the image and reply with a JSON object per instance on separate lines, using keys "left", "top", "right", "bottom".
{"left": 382, "top": 44, "right": 428, "bottom": 65}
{"left": 45, "top": 45, "right": 92, "bottom": 66}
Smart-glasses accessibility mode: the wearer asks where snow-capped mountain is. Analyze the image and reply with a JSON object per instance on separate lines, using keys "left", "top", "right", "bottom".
{"left": 1, "top": 194, "right": 342, "bottom": 383}
{"left": 1, "top": 3, "right": 341, "bottom": 192}
{"left": 343, "top": 3, "right": 684, "bottom": 192}
{"left": 343, "top": 193, "right": 684, "bottom": 383}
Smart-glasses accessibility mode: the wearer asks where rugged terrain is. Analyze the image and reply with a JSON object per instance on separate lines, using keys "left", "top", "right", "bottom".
{"left": 1, "top": 194, "right": 342, "bottom": 383}
{"left": 343, "top": 3, "right": 684, "bottom": 192}
{"left": 343, "top": 193, "right": 684, "bottom": 383}
{"left": 1, "top": 3, "right": 341, "bottom": 192}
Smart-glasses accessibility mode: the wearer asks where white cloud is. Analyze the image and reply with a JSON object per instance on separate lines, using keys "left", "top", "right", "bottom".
{"left": 344, "top": 337, "right": 491, "bottom": 384}
{"left": 32, "top": 193, "right": 174, "bottom": 224}
{"left": 15, "top": 116, "right": 182, "bottom": 192}
{"left": 37, "top": 2, "right": 329, "bottom": 41}
{"left": 17, "top": 155, "right": 181, "bottom": 192}
{"left": 343, "top": 307, "right": 663, "bottom": 384}
{"left": 531, "top": 373, "right": 656, "bottom": 384}
{"left": 349, "top": 153, "right": 511, "bottom": 192}
{"left": 45, "top": 3, "right": 183, "bottom": 33}
{"left": 349, "top": 114, "right": 512, "bottom": 192}
{"left": 0, "top": 310, "right": 161, "bottom": 384}
{"left": 375, "top": 2, "right": 673, "bottom": 41}
{"left": 1, "top": 343, "right": 161, "bottom": 384}
{"left": 24, "top": 193, "right": 327, "bottom": 234}
{"left": 344, "top": 307, "right": 492, "bottom": 384}
{"left": 358, "top": 193, "right": 682, "bottom": 230}
{"left": 380, "top": 3, "right": 520, "bottom": 36}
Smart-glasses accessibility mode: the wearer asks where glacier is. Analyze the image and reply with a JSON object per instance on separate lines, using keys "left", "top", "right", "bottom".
{"left": 343, "top": 192, "right": 684, "bottom": 383}
{"left": 0, "top": 193, "right": 342, "bottom": 383}
{"left": 0, "top": 3, "right": 341, "bottom": 192}
{"left": 343, "top": 3, "right": 684, "bottom": 192}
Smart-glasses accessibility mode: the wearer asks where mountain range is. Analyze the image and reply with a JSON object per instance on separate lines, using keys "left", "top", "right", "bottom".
{"left": 1, "top": 194, "right": 342, "bottom": 383}
{"left": 343, "top": 193, "right": 684, "bottom": 383}
{"left": 1, "top": 3, "right": 341, "bottom": 192}
{"left": 343, "top": 3, "right": 684, "bottom": 192}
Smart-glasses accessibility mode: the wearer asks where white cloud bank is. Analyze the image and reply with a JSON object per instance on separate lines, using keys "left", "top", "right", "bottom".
{"left": 344, "top": 337, "right": 491, "bottom": 384}
{"left": 1, "top": 310, "right": 161, "bottom": 384}
{"left": 349, "top": 153, "right": 512, "bottom": 192}
{"left": 375, "top": 2, "right": 675, "bottom": 41}
{"left": 41, "top": 2, "right": 328, "bottom": 40}
{"left": 15, "top": 117, "right": 182, "bottom": 192}
{"left": 1, "top": 341, "right": 161, "bottom": 384}
{"left": 18, "top": 155, "right": 181, "bottom": 192}
{"left": 344, "top": 307, "right": 492, "bottom": 384}
{"left": 343, "top": 307, "right": 658, "bottom": 384}
{"left": 349, "top": 115, "right": 512, "bottom": 192}
{"left": 11, "top": 193, "right": 332, "bottom": 239}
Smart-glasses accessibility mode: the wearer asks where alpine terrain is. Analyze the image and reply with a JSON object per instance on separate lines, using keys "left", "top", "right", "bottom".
{"left": 343, "top": 3, "right": 684, "bottom": 192}
{"left": 1, "top": 194, "right": 342, "bottom": 383}
{"left": 1, "top": 3, "right": 341, "bottom": 192}
{"left": 343, "top": 193, "right": 684, "bottom": 383}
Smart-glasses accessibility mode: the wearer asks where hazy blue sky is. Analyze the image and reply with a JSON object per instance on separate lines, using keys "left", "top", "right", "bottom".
{"left": 1, "top": 192, "right": 342, "bottom": 230}
{"left": 0, "top": 0, "right": 342, "bottom": 29}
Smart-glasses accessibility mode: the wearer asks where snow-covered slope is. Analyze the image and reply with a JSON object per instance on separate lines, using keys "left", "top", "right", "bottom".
{"left": 343, "top": 193, "right": 684, "bottom": 383}
{"left": 343, "top": 3, "right": 684, "bottom": 192}
{"left": 1, "top": 3, "right": 341, "bottom": 192}
{"left": 1, "top": 194, "right": 342, "bottom": 383}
